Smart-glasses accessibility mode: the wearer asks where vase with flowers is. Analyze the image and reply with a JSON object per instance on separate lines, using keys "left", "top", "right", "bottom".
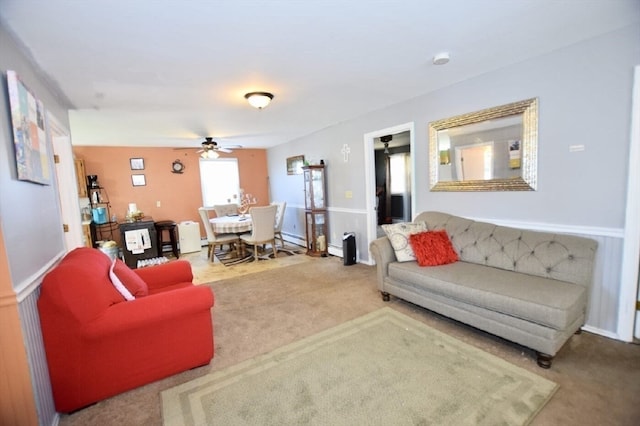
{"left": 237, "top": 189, "right": 257, "bottom": 217}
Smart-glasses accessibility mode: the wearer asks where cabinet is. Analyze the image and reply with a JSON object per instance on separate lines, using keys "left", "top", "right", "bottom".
{"left": 303, "top": 165, "right": 328, "bottom": 257}
{"left": 82, "top": 223, "right": 93, "bottom": 248}
{"left": 120, "top": 218, "right": 159, "bottom": 268}
{"left": 74, "top": 158, "right": 87, "bottom": 197}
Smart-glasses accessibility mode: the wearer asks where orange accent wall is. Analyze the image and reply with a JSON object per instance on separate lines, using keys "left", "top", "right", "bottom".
{"left": 72, "top": 146, "right": 269, "bottom": 244}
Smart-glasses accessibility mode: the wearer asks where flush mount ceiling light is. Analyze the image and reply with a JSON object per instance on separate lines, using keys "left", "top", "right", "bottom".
{"left": 244, "top": 91, "right": 274, "bottom": 109}
{"left": 433, "top": 52, "right": 450, "bottom": 65}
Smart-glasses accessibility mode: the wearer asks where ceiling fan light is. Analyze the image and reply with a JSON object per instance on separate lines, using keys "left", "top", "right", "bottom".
{"left": 244, "top": 92, "right": 274, "bottom": 109}
{"left": 201, "top": 150, "right": 219, "bottom": 159}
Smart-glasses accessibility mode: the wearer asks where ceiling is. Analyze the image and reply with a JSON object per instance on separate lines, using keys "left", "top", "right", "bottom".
{"left": 1, "top": 0, "right": 637, "bottom": 150}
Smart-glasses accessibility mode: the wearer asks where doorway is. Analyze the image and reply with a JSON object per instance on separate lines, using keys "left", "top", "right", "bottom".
{"left": 364, "top": 122, "right": 415, "bottom": 264}
{"left": 50, "top": 115, "right": 83, "bottom": 250}
{"left": 455, "top": 142, "right": 494, "bottom": 180}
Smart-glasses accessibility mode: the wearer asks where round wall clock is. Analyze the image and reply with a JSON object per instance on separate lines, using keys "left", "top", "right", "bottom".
{"left": 171, "top": 159, "right": 185, "bottom": 174}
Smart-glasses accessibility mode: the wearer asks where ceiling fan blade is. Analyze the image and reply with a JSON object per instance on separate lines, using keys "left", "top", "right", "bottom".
{"left": 218, "top": 147, "right": 233, "bottom": 153}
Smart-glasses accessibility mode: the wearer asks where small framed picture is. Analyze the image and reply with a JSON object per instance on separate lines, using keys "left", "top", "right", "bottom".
{"left": 287, "top": 155, "right": 304, "bottom": 175}
{"left": 130, "top": 158, "right": 145, "bottom": 170}
{"left": 131, "top": 174, "right": 146, "bottom": 186}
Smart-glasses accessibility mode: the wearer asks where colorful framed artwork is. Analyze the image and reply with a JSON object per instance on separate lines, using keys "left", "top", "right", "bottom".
{"left": 6, "top": 70, "right": 51, "bottom": 185}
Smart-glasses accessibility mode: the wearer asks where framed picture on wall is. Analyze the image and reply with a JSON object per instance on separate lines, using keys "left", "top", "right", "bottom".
{"left": 287, "top": 155, "right": 304, "bottom": 175}
{"left": 130, "top": 158, "right": 144, "bottom": 170}
{"left": 131, "top": 174, "right": 146, "bottom": 186}
{"left": 6, "top": 70, "right": 51, "bottom": 185}
{"left": 509, "top": 140, "right": 521, "bottom": 169}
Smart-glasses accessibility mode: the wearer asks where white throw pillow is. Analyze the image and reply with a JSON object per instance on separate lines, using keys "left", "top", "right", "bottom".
{"left": 109, "top": 259, "right": 135, "bottom": 301}
{"left": 381, "top": 221, "right": 428, "bottom": 262}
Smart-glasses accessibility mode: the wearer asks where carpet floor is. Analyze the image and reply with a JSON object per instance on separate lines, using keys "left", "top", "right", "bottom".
{"left": 162, "top": 308, "right": 557, "bottom": 425}
{"left": 58, "top": 254, "right": 640, "bottom": 426}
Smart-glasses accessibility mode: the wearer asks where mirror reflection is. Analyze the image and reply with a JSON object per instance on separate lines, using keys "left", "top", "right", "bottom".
{"left": 429, "top": 98, "right": 538, "bottom": 191}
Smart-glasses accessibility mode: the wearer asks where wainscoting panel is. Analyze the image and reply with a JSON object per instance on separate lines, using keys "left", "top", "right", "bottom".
{"left": 18, "top": 285, "right": 57, "bottom": 425}
{"left": 582, "top": 233, "right": 623, "bottom": 338}
{"left": 472, "top": 217, "right": 625, "bottom": 339}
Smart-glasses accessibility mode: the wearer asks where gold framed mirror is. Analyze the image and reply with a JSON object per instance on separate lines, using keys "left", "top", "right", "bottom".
{"left": 429, "top": 98, "right": 538, "bottom": 191}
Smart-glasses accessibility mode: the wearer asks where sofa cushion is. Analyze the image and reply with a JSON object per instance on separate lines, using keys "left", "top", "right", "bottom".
{"left": 381, "top": 221, "right": 427, "bottom": 262}
{"left": 387, "top": 260, "right": 587, "bottom": 330}
{"left": 113, "top": 259, "right": 149, "bottom": 297}
{"left": 109, "top": 259, "right": 135, "bottom": 301}
{"left": 409, "top": 230, "right": 458, "bottom": 266}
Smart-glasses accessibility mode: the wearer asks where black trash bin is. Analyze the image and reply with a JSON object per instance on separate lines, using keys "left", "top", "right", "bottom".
{"left": 343, "top": 232, "right": 356, "bottom": 265}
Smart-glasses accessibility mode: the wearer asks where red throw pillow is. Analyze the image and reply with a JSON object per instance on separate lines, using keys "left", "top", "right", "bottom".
{"left": 113, "top": 259, "right": 149, "bottom": 297}
{"left": 409, "top": 230, "right": 459, "bottom": 267}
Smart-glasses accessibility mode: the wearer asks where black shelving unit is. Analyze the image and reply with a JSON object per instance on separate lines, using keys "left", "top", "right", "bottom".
{"left": 88, "top": 186, "right": 118, "bottom": 245}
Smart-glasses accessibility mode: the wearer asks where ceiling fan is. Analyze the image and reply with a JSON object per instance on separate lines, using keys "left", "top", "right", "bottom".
{"left": 200, "top": 137, "right": 234, "bottom": 154}
{"left": 175, "top": 137, "right": 242, "bottom": 158}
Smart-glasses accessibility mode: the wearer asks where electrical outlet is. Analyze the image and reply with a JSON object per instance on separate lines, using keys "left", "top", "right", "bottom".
{"left": 156, "top": 201, "right": 161, "bottom": 207}
{"left": 345, "top": 190, "right": 353, "bottom": 199}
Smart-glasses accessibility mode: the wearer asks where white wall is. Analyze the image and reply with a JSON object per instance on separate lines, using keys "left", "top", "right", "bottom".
{"left": 268, "top": 24, "right": 640, "bottom": 337}
{"left": 1, "top": 22, "right": 73, "bottom": 425}
{"left": 1, "top": 23, "right": 71, "bottom": 291}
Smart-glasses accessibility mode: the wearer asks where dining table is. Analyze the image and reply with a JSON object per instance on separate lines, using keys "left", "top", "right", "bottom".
{"left": 209, "top": 215, "right": 252, "bottom": 234}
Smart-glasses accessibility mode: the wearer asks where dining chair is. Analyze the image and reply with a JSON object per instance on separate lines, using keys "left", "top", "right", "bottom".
{"left": 198, "top": 207, "right": 239, "bottom": 261}
{"left": 213, "top": 203, "right": 238, "bottom": 217}
{"left": 240, "top": 205, "right": 278, "bottom": 262}
{"left": 271, "top": 201, "right": 287, "bottom": 248}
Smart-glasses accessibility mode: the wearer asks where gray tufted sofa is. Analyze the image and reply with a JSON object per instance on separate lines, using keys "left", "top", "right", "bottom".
{"left": 369, "top": 211, "right": 598, "bottom": 368}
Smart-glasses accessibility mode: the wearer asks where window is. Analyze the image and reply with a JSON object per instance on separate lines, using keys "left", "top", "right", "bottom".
{"left": 389, "top": 153, "right": 409, "bottom": 194}
{"left": 199, "top": 158, "right": 240, "bottom": 206}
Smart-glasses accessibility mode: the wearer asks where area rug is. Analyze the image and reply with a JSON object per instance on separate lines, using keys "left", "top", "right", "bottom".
{"left": 214, "top": 244, "right": 304, "bottom": 266}
{"left": 161, "top": 307, "right": 557, "bottom": 426}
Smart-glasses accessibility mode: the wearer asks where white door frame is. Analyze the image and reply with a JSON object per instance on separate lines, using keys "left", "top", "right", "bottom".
{"left": 364, "top": 122, "right": 415, "bottom": 265}
{"left": 49, "top": 114, "right": 83, "bottom": 251}
{"left": 618, "top": 65, "right": 640, "bottom": 341}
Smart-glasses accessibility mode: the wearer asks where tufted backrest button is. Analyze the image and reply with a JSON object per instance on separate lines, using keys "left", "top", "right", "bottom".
{"left": 546, "top": 267, "right": 552, "bottom": 273}
{"left": 568, "top": 254, "right": 574, "bottom": 260}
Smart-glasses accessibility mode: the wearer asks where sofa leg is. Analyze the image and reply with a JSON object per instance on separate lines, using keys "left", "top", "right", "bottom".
{"left": 381, "top": 292, "right": 390, "bottom": 302}
{"left": 536, "top": 353, "right": 553, "bottom": 369}
{"left": 575, "top": 328, "right": 583, "bottom": 335}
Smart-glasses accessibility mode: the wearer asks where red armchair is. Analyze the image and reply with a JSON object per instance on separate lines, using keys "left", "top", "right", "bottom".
{"left": 38, "top": 247, "right": 214, "bottom": 413}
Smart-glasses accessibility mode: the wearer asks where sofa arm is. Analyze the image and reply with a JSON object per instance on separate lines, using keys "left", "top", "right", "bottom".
{"left": 369, "top": 237, "right": 396, "bottom": 291}
{"left": 85, "top": 285, "right": 214, "bottom": 337}
{"left": 134, "top": 260, "right": 193, "bottom": 291}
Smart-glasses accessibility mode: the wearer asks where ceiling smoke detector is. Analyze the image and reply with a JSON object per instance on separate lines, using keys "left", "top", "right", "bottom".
{"left": 433, "top": 52, "right": 450, "bottom": 65}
